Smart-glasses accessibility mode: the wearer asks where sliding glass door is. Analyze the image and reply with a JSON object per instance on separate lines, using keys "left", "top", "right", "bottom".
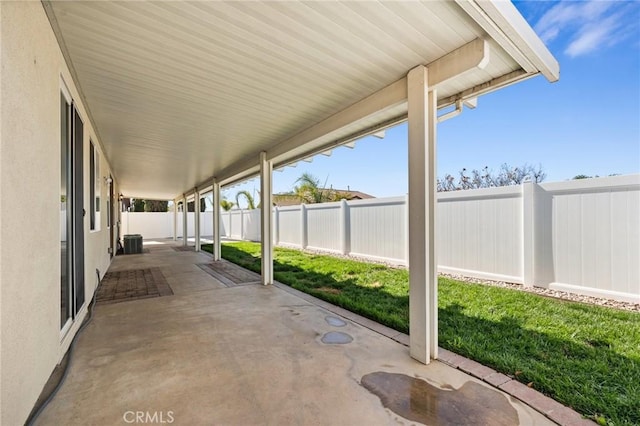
{"left": 60, "top": 92, "right": 72, "bottom": 331}
{"left": 60, "top": 85, "right": 85, "bottom": 333}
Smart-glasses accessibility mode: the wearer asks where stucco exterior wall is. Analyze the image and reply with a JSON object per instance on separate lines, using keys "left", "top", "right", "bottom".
{"left": 0, "top": 2, "right": 4, "bottom": 420}
{"left": 0, "top": 3, "right": 116, "bottom": 424}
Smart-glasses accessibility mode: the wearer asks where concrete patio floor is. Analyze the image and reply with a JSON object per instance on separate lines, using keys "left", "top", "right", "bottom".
{"left": 35, "top": 240, "right": 560, "bottom": 425}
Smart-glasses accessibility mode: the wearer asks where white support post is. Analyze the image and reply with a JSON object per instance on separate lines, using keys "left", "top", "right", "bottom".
{"left": 212, "top": 180, "right": 221, "bottom": 261}
{"left": 407, "top": 65, "right": 438, "bottom": 364}
{"left": 260, "top": 152, "right": 273, "bottom": 285}
{"left": 172, "top": 199, "right": 177, "bottom": 241}
{"left": 340, "top": 199, "right": 350, "bottom": 255}
{"left": 194, "top": 190, "right": 201, "bottom": 251}
{"left": 300, "top": 204, "right": 308, "bottom": 249}
{"left": 182, "top": 196, "right": 187, "bottom": 246}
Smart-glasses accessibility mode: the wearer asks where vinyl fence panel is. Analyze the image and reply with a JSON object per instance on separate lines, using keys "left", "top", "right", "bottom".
{"left": 121, "top": 211, "right": 174, "bottom": 239}
{"left": 221, "top": 212, "right": 230, "bottom": 237}
{"left": 229, "top": 210, "right": 243, "bottom": 240}
{"left": 348, "top": 197, "right": 406, "bottom": 263}
{"left": 243, "top": 209, "right": 261, "bottom": 241}
{"left": 437, "top": 187, "right": 523, "bottom": 282}
{"left": 119, "top": 175, "right": 639, "bottom": 303}
{"left": 542, "top": 176, "right": 640, "bottom": 301}
{"left": 306, "top": 202, "right": 341, "bottom": 252}
{"left": 277, "top": 206, "right": 302, "bottom": 247}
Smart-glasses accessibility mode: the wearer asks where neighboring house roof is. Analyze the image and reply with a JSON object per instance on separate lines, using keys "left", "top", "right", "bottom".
{"left": 272, "top": 194, "right": 302, "bottom": 207}
{"left": 273, "top": 189, "right": 374, "bottom": 206}
{"left": 331, "top": 189, "right": 375, "bottom": 200}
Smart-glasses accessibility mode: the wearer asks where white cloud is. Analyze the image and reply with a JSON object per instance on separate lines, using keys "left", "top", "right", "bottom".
{"left": 533, "top": 0, "right": 638, "bottom": 57}
{"left": 535, "top": 3, "right": 581, "bottom": 42}
{"left": 565, "top": 13, "right": 619, "bottom": 57}
{"left": 565, "top": 23, "right": 613, "bottom": 57}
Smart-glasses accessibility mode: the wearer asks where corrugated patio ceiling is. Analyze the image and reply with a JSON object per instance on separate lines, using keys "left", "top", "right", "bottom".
{"left": 44, "top": 1, "right": 558, "bottom": 200}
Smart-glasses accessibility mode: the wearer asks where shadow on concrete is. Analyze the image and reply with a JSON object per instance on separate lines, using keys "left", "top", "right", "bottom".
{"left": 206, "top": 243, "right": 409, "bottom": 333}
{"left": 206, "top": 243, "right": 639, "bottom": 425}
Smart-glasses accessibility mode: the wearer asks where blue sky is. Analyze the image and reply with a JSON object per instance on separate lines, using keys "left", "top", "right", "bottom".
{"left": 225, "top": 1, "right": 640, "bottom": 205}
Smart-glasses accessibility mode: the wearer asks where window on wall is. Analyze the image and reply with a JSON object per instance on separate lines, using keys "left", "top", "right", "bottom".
{"left": 89, "top": 141, "right": 100, "bottom": 231}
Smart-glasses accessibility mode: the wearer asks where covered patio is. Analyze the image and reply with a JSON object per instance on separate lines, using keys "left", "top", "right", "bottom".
{"left": 35, "top": 240, "right": 562, "bottom": 425}
{"left": 42, "top": 0, "right": 558, "bottom": 364}
{"left": 3, "top": 0, "right": 564, "bottom": 424}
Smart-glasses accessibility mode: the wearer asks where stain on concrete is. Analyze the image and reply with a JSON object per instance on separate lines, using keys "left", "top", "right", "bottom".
{"left": 361, "top": 372, "right": 518, "bottom": 425}
{"left": 321, "top": 331, "right": 353, "bottom": 344}
{"left": 325, "top": 316, "right": 347, "bottom": 327}
{"left": 88, "top": 355, "right": 115, "bottom": 367}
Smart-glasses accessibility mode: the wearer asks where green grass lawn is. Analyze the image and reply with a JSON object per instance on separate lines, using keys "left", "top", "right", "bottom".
{"left": 202, "top": 242, "right": 640, "bottom": 426}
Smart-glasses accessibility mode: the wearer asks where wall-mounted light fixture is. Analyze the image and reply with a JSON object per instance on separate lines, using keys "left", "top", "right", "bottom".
{"left": 104, "top": 176, "right": 113, "bottom": 185}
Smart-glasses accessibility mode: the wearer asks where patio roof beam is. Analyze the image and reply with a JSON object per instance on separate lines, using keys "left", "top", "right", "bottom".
{"left": 438, "top": 69, "right": 530, "bottom": 109}
{"left": 266, "top": 116, "right": 406, "bottom": 176}
{"left": 455, "top": 0, "right": 559, "bottom": 82}
{"left": 427, "top": 38, "right": 489, "bottom": 87}
{"left": 265, "top": 78, "right": 408, "bottom": 168}
{"left": 213, "top": 160, "right": 262, "bottom": 191}
{"left": 204, "top": 39, "right": 489, "bottom": 193}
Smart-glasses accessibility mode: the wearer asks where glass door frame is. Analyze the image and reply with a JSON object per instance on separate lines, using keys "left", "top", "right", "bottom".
{"left": 60, "top": 78, "right": 86, "bottom": 338}
{"left": 60, "top": 80, "right": 73, "bottom": 337}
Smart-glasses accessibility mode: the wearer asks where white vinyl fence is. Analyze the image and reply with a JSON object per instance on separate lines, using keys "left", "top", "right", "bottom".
{"left": 121, "top": 175, "right": 639, "bottom": 303}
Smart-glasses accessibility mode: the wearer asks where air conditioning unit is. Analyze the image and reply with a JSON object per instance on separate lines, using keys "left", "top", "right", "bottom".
{"left": 123, "top": 234, "right": 143, "bottom": 254}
